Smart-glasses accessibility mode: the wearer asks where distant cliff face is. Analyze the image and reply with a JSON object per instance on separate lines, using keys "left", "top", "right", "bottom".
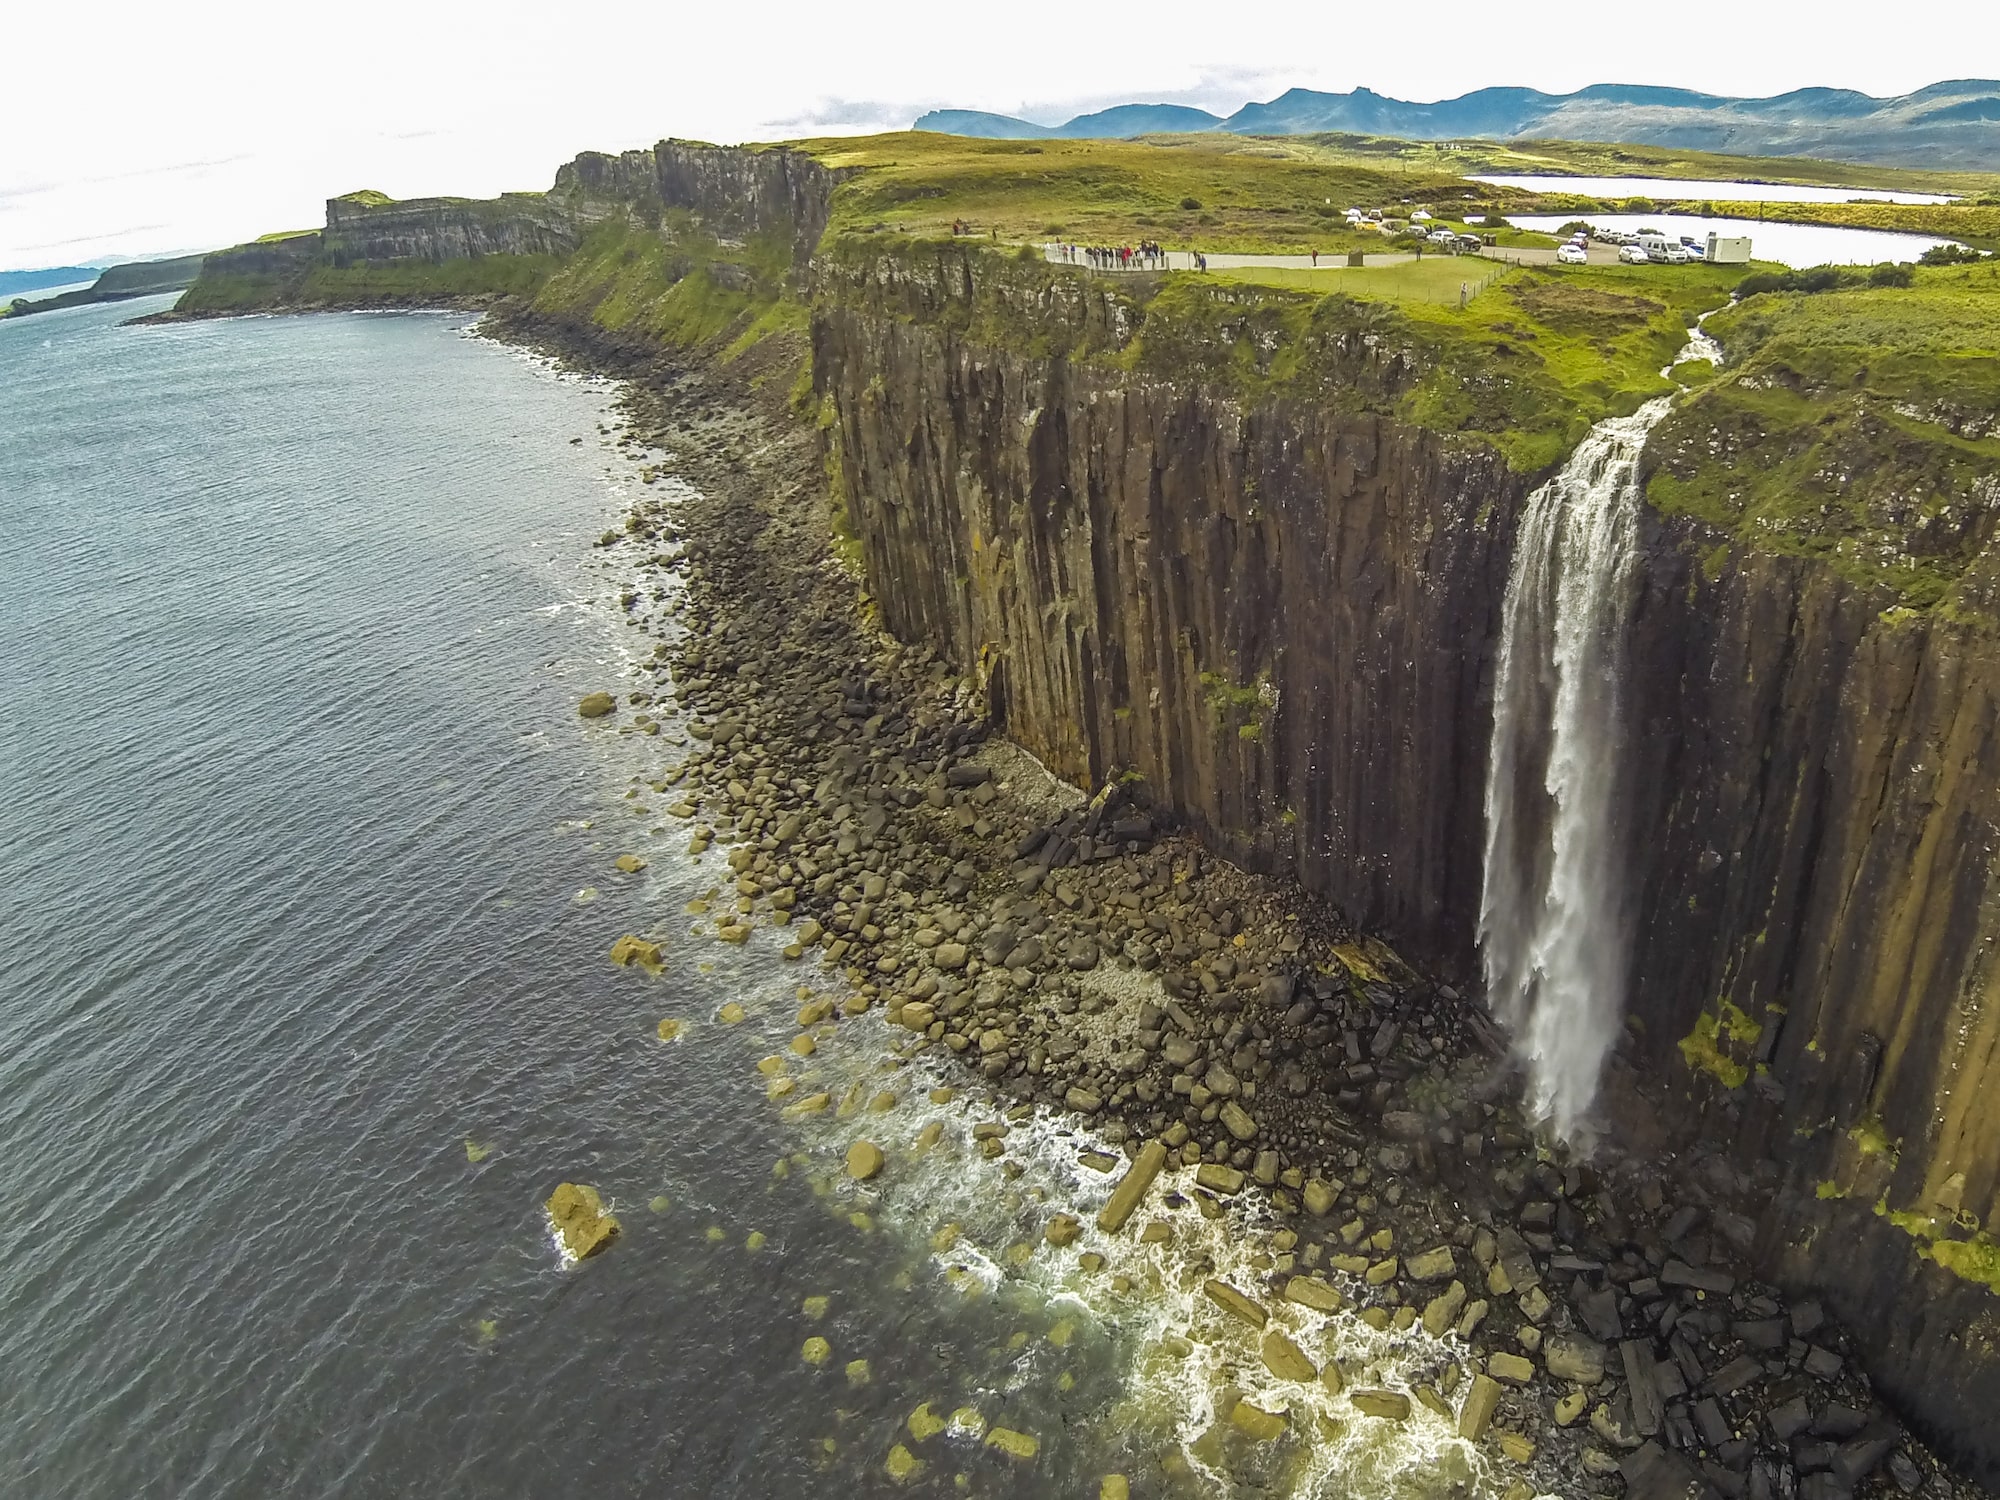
{"left": 553, "top": 141, "right": 851, "bottom": 266}
{"left": 321, "top": 192, "right": 581, "bottom": 263}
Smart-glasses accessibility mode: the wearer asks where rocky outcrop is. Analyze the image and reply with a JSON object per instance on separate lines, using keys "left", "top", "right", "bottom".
{"left": 553, "top": 140, "right": 852, "bottom": 266}
{"left": 321, "top": 191, "right": 581, "bottom": 263}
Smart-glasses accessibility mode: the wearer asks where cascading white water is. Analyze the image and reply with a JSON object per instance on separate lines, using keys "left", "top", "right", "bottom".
{"left": 1477, "top": 395, "right": 1674, "bottom": 1142}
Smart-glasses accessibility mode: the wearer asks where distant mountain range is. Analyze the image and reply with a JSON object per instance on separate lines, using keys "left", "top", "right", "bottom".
{"left": 0, "top": 265, "right": 104, "bottom": 298}
{"left": 916, "top": 80, "right": 2000, "bottom": 170}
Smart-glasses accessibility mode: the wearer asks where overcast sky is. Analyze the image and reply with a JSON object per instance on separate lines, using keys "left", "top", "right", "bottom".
{"left": 4, "top": 0, "right": 1994, "bottom": 267}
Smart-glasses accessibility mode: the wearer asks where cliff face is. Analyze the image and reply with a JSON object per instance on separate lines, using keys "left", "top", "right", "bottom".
{"left": 809, "top": 236, "right": 2000, "bottom": 1480}
{"left": 1618, "top": 519, "right": 2000, "bottom": 1470}
{"left": 553, "top": 141, "right": 851, "bottom": 266}
{"left": 814, "top": 241, "right": 1529, "bottom": 965}
{"left": 321, "top": 192, "right": 580, "bottom": 263}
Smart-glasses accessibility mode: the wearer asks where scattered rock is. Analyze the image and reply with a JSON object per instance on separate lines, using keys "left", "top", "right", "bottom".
{"left": 1203, "top": 1278, "right": 1267, "bottom": 1328}
{"left": 1352, "top": 1390, "right": 1412, "bottom": 1421}
{"left": 609, "top": 934, "right": 663, "bottom": 969}
{"left": 577, "top": 692, "right": 617, "bottom": 719}
{"left": 545, "top": 1182, "right": 620, "bottom": 1260}
{"left": 1458, "top": 1374, "right": 1501, "bottom": 1440}
{"left": 1261, "top": 1329, "right": 1318, "bottom": 1381}
{"left": 846, "top": 1140, "right": 885, "bottom": 1181}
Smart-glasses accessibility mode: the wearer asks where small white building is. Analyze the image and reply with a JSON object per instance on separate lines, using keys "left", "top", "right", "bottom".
{"left": 1706, "top": 233, "right": 1753, "bottom": 264}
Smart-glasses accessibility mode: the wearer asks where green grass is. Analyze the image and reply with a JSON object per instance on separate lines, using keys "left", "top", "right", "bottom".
{"left": 1645, "top": 257, "right": 2000, "bottom": 612}
{"left": 1213, "top": 257, "right": 1515, "bottom": 307}
{"left": 254, "top": 228, "right": 319, "bottom": 244}
{"left": 177, "top": 253, "right": 558, "bottom": 313}
{"left": 798, "top": 131, "right": 1550, "bottom": 255}
{"left": 527, "top": 215, "right": 807, "bottom": 366}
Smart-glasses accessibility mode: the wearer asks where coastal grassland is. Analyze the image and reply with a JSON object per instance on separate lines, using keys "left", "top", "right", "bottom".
{"left": 1645, "top": 258, "right": 2000, "bottom": 611}
{"left": 527, "top": 216, "right": 802, "bottom": 361}
{"left": 800, "top": 131, "right": 1540, "bottom": 255}
{"left": 175, "top": 252, "right": 559, "bottom": 313}
{"left": 1212, "top": 257, "right": 1516, "bottom": 307}
{"left": 1396, "top": 261, "right": 1743, "bottom": 468}
{"left": 821, "top": 233, "right": 1739, "bottom": 471}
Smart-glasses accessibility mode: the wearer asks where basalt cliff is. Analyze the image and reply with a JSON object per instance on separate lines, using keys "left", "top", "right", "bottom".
{"left": 170, "top": 139, "right": 2000, "bottom": 1485}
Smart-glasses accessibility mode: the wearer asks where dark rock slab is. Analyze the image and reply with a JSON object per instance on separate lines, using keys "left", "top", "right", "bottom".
{"left": 1621, "top": 1439, "right": 1718, "bottom": 1500}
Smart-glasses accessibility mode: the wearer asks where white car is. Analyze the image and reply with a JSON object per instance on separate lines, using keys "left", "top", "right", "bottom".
{"left": 1619, "top": 244, "right": 1651, "bottom": 264}
{"left": 1556, "top": 242, "right": 1588, "bottom": 265}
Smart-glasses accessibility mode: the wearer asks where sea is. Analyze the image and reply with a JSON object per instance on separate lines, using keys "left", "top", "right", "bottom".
{"left": 0, "top": 298, "right": 1479, "bottom": 1499}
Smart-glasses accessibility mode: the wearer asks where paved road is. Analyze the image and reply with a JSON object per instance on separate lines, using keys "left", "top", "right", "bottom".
{"left": 1042, "top": 242, "right": 1643, "bottom": 272}
{"left": 1043, "top": 247, "right": 1450, "bottom": 271}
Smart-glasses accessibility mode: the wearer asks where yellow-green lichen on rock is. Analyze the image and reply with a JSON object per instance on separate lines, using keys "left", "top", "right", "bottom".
{"left": 1870, "top": 1196, "right": 2000, "bottom": 1295}
{"left": 546, "top": 1181, "right": 620, "bottom": 1261}
{"left": 1677, "top": 1000, "right": 1763, "bottom": 1088}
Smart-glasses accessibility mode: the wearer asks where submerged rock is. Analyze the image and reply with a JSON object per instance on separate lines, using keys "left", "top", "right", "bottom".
{"left": 985, "top": 1428, "right": 1039, "bottom": 1459}
{"left": 609, "top": 934, "right": 663, "bottom": 969}
{"left": 546, "top": 1182, "right": 620, "bottom": 1260}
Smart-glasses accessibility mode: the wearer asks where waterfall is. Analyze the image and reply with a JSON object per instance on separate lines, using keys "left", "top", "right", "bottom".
{"left": 1478, "top": 395, "right": 1673, "bottom": 1142}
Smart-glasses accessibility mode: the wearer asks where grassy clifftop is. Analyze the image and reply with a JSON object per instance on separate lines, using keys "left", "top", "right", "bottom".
{"left": 1646, "top": 257, "right": 2000, "bottom": 611}
{"left": 798, "top": 131, "right": 1541, "bottom": 255}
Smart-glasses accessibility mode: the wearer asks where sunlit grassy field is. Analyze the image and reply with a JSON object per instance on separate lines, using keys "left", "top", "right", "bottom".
{"left": 798, "top": 132, "right": 1543, "bottom": 255}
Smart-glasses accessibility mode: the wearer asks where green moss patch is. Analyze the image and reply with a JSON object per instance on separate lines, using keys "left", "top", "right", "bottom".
{"left": 1677, "top": 1000, "right": 1764, "bottom": 1089}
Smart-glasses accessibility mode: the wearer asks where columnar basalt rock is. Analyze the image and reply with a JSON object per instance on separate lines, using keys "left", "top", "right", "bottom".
{"left": 813, "top": 247, "right": 1531, "bottom": 966}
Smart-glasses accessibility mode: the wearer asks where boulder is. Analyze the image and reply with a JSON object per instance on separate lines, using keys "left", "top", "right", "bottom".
{"left": 846, "top": 1140, "right": 885, "bottom": 1181}
{"left": 609, "top": 934, "right": 663, "bottom": 969}
{"left": 1261, "top": 1329, "right": 1318, "bottom": 1382}
{"left": 577, "top": 692, "right": 617, "bottom": 719}
{"left": 1202, "top": 1278, "right": 1267, "bottom": 1327}
{"left": 1458, "top": 1374, "right": 1502, "bottom": 1440}
{"left": 1352, "top": 1389, "right": 1413, "bottom": 1421}
{"left": 1284, "top": 1276, "right": 1342, "bottom": 1312}
{"left": 1096, "top": 1141, "right": 1167, "bottom": 1233}
{"left": 1545, "top": 1332, "right": 1609, "bottom": 1386}
{"left": 546, "top": 1182, "right": 620, "bottom": 1260}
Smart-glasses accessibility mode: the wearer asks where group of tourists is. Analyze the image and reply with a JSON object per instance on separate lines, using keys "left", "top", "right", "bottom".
{"left": 1052, "top": 241, "right": 1176, "bottom": 271}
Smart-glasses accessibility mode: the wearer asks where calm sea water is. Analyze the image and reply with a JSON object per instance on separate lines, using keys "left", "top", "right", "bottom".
{"left": 0, "top": 297, "right": 1483, "bottom": 1500}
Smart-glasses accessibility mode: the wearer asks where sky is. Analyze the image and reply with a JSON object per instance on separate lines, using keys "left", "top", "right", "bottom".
{"left": 3, "top": 0, "right": 1996, "bottom": 268}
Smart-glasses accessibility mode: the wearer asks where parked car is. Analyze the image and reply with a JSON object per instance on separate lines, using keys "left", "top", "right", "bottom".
{"left": 1428, "top": 228, "right": 1460, "bottom": 247}
{"left": 1619, "top": 244, "right": 1651, "bottom": 264}
{"left": 1557, "top": 242, "right": 1589, "bottom": 264}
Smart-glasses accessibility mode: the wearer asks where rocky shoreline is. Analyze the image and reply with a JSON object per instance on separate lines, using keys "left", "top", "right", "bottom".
{"left": 485, "top": 302, "right": 1980, "bottom": 1500}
